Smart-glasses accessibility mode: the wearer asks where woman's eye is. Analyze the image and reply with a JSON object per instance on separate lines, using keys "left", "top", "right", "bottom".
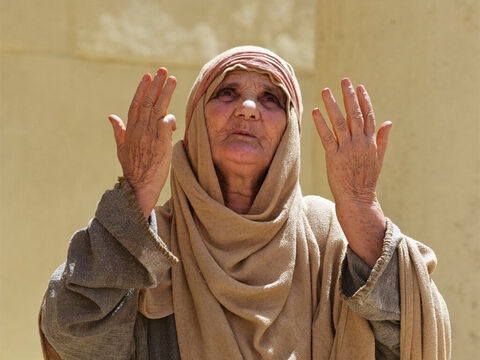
{"left": 262, "top": 93, "right": 281, "bottom": 106}
{"left": 265, "top": 94, "right": 277, "bottom": 102}
{"left": 216, "top": 88, "right": 236, "bottom": 99}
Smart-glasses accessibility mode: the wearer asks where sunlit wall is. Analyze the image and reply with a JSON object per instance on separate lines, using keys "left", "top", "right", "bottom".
{"left": 1, "top": 0, "right": 478, "bottom": 358}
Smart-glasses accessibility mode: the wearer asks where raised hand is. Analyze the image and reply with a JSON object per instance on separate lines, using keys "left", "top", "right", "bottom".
{"left": 312, "top": 78, "right": 392, "bottom": 266}
{"left": 108, "top": 68, "right": 177, "bottom": 219}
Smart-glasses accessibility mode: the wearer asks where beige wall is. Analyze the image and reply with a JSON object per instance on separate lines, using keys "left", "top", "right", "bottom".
{"left": 313, "top": 2, "right": 480, "bottom": 358}
{"left": 0, "top": 0, "right": 478, "bottom": 358}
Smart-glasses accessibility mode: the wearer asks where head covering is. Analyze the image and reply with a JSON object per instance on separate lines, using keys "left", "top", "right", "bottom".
{"left": 138, "top": 46, "right": 451, "bottom": 360}
{"left": 184, "top": 46, "right": 303, "bottom": 145}
{"left": 140, "top": 46, "right": 316, "bottom": 359}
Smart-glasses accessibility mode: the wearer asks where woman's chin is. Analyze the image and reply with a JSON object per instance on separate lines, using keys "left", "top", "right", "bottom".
{"left": 215, "top": 143, "right": 268, "bottom": 169}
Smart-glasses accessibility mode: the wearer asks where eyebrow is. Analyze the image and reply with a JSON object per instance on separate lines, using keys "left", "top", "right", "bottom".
{"left": 263, "top": 84, "right": 284, "bottom": 97}
{"left": 219, "top": 81, "right": 285, "bottom": 100}
{"left": 217, "top": 81, "right": 239, "bottom": 90}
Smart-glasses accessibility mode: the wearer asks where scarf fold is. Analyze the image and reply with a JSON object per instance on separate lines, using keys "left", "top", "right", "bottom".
{"left": 137, "top": 46, "right": 450, "bottom": 359}
{"left": 398, "top": 237, "right": 451, "bottom": 359}
{"left": 143, "top": 46, "right": 317, "bottom": 359}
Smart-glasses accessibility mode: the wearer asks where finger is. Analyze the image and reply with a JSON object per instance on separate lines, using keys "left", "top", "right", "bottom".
{"left": 156, "top": 114, "right": 176, "bottom": 143}
{"left": 151, "top": 76, "right": 177, "bottom": 123}
{"left": 108, "top": 114, "right": 126, "bottom": 147}
{"left": 138, "top": 68, "right": 168, "bottom": 128}
{"left": 322, "top": 88, "right": 350, "bottom": 145}
{"left": 341, "top": 78, "right": 364, "bottom": 138}
{"left": 376, "top": 121, "right": 393, "bottom": 167}
{"left": 356, "top": 85, "right": 376, "bottom": 138}
{"left": 312, "top": 108, "right": 338, "bottom": 152}
{"left": 127, "top": 73, "right": 151, "bottom": 130}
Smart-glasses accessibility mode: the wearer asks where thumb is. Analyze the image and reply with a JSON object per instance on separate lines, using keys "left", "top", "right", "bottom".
{"left": 108, "top": 114, "right": 126, "bottom": 147}
{"left": 163, "top": 113, "right": 177, "bottom": 132}
{"left": 156, "top": 114, "right": 177, "bottom": 141}
{"left": 376, "top": 121, "right": 392, "bottom": 167}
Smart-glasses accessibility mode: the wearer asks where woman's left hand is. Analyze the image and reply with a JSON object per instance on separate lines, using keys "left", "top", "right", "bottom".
{"left": 312, "top": 78, "right": 392, "bottom": 267}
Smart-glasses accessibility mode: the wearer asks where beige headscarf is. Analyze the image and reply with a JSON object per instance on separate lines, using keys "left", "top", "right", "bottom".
{"left": 138, "top": 46, "right": 451, "bottom": 359}
{"left": 144, "top": 45, "right": 313, "bottom": 358}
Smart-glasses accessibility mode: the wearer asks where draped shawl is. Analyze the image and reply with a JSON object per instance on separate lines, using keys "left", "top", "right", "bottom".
{"left": 137, "top": 46, "right": 451, "bottom": 359}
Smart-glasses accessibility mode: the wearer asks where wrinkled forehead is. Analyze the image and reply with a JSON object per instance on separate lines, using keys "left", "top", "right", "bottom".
{"left": 213, "top": 69, "right": 285, "bottom": 95}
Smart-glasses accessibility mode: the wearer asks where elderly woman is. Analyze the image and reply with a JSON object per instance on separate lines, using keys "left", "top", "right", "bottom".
{"left": 39, "top": 47, "right": 450, "bottom": 359}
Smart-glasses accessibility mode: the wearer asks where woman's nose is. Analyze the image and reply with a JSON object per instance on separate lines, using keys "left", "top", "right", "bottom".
{"left": 235, "top": 99, "right": 260, "bottom": 120}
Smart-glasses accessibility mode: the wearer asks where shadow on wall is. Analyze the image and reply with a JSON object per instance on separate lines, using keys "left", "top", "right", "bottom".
{"left": 76, "top": 0, "right": 315, "bottom": 70}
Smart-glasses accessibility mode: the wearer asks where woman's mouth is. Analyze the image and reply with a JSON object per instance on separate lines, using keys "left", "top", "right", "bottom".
{"left": 232, "top": 129, "right": 255, "bottom": 138}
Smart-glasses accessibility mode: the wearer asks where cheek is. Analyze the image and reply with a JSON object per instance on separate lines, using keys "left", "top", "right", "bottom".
{"left": 265, "top": 113, "right": 287, "bottom": 148}
{"left": 205, "top": 102, "right": 230, "bottom": 137}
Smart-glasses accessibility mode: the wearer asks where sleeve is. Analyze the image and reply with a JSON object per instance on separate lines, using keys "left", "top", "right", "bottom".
{"left": 39, "top": 178, "right": 178, "bottom": 360}
{"left": 340, "top": 219, "right": 402, "bottom": 359}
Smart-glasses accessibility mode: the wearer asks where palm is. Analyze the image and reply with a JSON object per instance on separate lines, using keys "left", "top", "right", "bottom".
{"left": 108, "top": 68, "right": 177, "bottom": 218}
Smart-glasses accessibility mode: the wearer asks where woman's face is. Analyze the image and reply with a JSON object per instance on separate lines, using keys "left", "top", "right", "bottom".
{"left": 205, "top": 70, "right": 287, "bottom": 178}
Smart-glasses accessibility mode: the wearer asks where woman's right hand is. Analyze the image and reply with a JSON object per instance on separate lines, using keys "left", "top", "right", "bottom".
{"left": 108, "top": 68, "right": 177, "bottom": 219}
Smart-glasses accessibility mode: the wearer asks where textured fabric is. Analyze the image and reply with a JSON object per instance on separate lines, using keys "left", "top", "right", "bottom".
{"left": 40, "top": 46, "right": 451, "bottom": 359}
{"left": 341, "top": 225, "right": 401, "bottom": 320}
{"left": 39, "top": 181, "right": 450, "bottom": 359}
{"left": 343, "top": 242, "right": 402, "bottom": 359}
{"left": 39, "top": 182, "right": 400, "bottom": 360}
{"left": 398, "top": 238, "right": 452, "bottom": 359}
{"left": 145, "top": 314, "right": 181, "bottom": 360}
{"left": 39, "top": 183, "right": 172, "bottom": 360}
{"left": 139, "top": 47, "right": 311, "bottom": 359}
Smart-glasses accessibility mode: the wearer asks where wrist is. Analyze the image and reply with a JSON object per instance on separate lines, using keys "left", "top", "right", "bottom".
{"left": 334, "top": 190, "right": 379, "bottom": 208}
{"left": 335, "top": 200, "right": 386, "bottom": 267}
{"left": 121, "top": 177, "right": 158, "bottom": 219}
{"left": 134, "top": 191, "right": 157, "bottom": 219}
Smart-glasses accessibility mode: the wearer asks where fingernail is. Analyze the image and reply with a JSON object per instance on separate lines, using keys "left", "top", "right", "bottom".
{"left": 157, "top": 67, "right": 167, "bottom": 75}
{"left": 322, "top": 89, "right": 333, "bottom": 99}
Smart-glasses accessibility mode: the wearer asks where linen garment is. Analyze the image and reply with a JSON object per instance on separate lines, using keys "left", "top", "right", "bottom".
{"left": 41, "top": 182, "right": 402, "bottom": 360}
{"left": 39, "top": 46, "right": 451, "bottom": 359}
